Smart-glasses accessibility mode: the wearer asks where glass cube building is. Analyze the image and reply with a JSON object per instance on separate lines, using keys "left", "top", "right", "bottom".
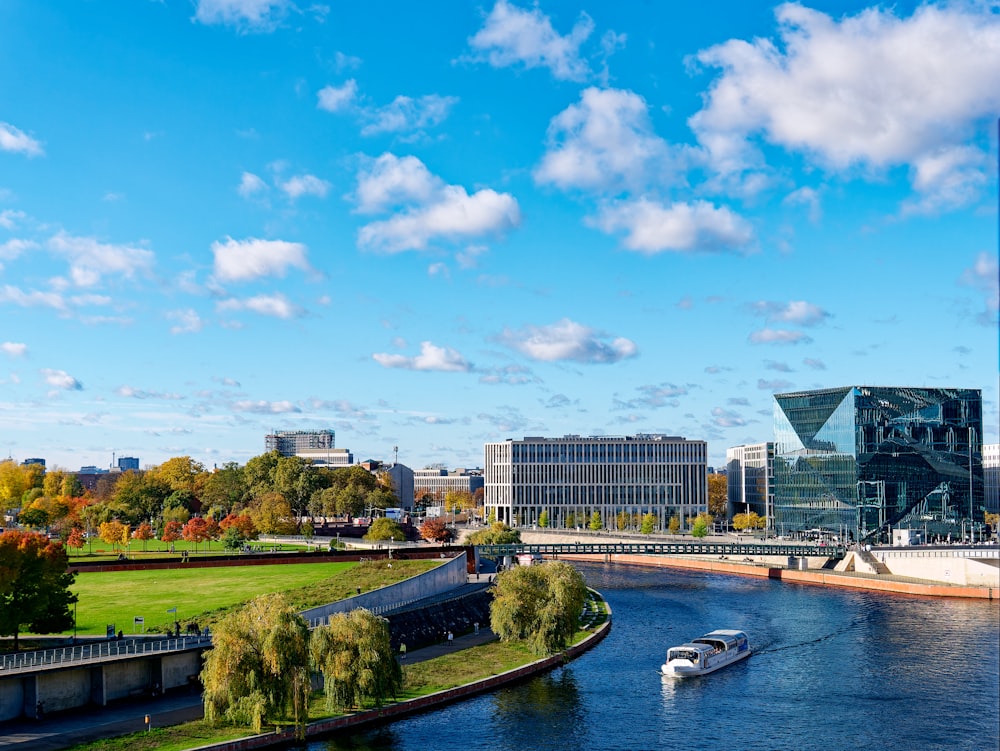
{"left": 773, "top": 387, "right": 984, "bottom": 542}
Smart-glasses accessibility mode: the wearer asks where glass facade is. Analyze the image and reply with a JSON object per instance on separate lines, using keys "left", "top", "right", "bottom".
{"left": 773, "top": 387, "right": 984, "bottom": 541}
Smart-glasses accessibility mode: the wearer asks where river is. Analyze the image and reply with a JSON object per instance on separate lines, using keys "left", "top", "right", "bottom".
{"left": 299, "top": 562, "right": 1000, "bottom": 751}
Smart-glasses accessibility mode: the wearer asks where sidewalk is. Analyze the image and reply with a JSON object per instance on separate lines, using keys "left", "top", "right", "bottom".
{"left": 0, "top": 629, "right": 497, "bottom": 751}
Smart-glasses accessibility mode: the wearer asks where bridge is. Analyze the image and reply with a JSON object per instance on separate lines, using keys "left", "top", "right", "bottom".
{"left": 476, "top": 541, "right": 847, "bottom": 559}
{"left": 0, "top": 634, "right": 211, "bottom": 675}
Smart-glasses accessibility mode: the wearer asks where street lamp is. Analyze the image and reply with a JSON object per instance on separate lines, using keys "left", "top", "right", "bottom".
{"left": 389, "top": 536, "right": 394, "bottom": 559}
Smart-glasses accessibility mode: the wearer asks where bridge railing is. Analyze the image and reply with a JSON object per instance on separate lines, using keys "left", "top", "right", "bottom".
{"left": 477, "top": 542, "right": 846, "bottom": 559}
{"left": 0, "top": 635, "right": 213, "bottom": 674}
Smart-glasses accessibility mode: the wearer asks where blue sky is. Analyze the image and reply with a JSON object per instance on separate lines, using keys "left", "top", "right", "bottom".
{"left": 1, "top": 0, "right": 997, "bottom": 473}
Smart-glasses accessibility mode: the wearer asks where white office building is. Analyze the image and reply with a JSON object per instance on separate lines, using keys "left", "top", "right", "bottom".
{"left": 484, "top": 434, "right": 708, "bottom": 532}
{"left": 725, "top": 443, "right": 775, "bottom": 532}
{"left": 984, "top": 443, "right": 999, "bottom": 515}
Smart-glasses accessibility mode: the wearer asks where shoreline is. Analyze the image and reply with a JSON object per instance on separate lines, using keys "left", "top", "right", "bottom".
{"left": 563, "top": 553, "right": 997, "bottom": 600}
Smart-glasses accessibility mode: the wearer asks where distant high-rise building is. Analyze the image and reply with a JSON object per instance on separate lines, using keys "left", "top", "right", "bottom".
{"left": 984, "top": 443, "right": 999, "bottom": 515}
{"left": 265, "top": 429, "right": 336, "bottom": 456}
{"left": 773, "top": 386, "right": 984, "bottom": 541}
{"left": 21, "top": 458, "right": 45, "bottom": 468}
{"left": 413, "top": 468, "right": 484, "bottom": 506}
{"left": 726, "top": 443, "right": 775, "bottom": 531}
{"left": 485, "top": 434, "right": 707, "bottom": 532}
{"left": 117, "top": 456, "right": 140, "bottom": 471}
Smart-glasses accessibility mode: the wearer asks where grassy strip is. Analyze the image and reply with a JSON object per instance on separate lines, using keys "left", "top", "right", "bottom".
{"left": 66, "top": 559, "right": 437, "bottom": 635}
{"left": 65, "top": 616, "right": 609, "bottom": 751}
{"left": 68, "top": 539, "right": 311, "bottom": 559}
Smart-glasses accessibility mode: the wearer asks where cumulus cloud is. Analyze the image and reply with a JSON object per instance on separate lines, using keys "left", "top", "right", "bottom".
{"left": 591, "top": 198, "right": 753, "bottom": 254}
{"left": 749, "top": 329, "right": 812, "bottom": 345}
{"left": 237, "top": 171, "right": 268, "bottom": 198}
{"left": 0, "top": 122, "right": 43, "bottom": 157}
{"left": 535, "top": 88, "right": 675, "bottom": 193}
{"left": 116, "top": 385, "right": 184, "bottom": 400}
{"left": 498, "top": 318, "right": 637, "bottom": 364}
{"left": 211, "top": 237, "right": 310, "bottom": 282}
{"left": 47, "top": 232, "right": 155, "bottom": 288}
{"left": 217, "top": 293, "right": 302, "bottom": 319}
{"left": 689, "top": 3, "right": 1000, "bottom": 210}
{"left": 278, "top": 174, "right": 330, "bottom": 200}
{"left": 166, "top": 308, "right": 204, "bottom": 335}
{"left": 0, "top": 285, "right": 67, "bottom": 311}
{"left": 41, "top": 368, "right": 82, "bottom": 390}
{"left": 354, "top": 154, "right": 519, "bottom": 252}
{"left": 316, "top": 80, "right": 359, "bottom": 112}
{"left": 372, "top": 341, "right": 471, "bottom": 372}
{"left": 749, "top": 300, "right": 830, "bottom": 326}
{"left": 711, "top": 407, "right": 747, "bottom": 427}
{"left": 0, "top": 239, "right": 36, "bottom": 268}
{"left": 232, "top": 399, "right": 301, "bottom": 413}
{"left": 758, "top": 377, "right": 795, "bottom": 391}
{"left": 0, "top": 209, "right": 27, "bottom": 229}
{"left": 193, "top": 0, "right": 293, "bottom": 33}
{"left": 614, "top": 382, "right": 688, "bottom": 410}
{"left": 467, "top": 0, "right": 594, "bottom": 81}
{"left": 2, "top": 342, "right": 27, "bottom": 357}
{"left": 960, "top": 251, "right": 999, "bottom": 325}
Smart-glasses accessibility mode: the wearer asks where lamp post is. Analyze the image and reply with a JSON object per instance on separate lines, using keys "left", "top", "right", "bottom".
{"left": 389, "top": 536, "right": 393, "bottom": 559}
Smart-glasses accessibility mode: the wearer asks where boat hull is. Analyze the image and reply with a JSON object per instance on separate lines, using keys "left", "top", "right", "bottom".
{"left": 660, "top": 648, "right": 750, "bottom": 677}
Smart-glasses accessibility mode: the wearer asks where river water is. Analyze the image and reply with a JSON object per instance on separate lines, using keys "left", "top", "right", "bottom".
{"left": 300, "top": 562, "right": 1000, "bottom": 751}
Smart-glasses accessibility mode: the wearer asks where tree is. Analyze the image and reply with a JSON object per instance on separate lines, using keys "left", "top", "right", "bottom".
{"left": 0, "top": 530, "right": 77, "bottom": 650}
{"left": 490, "top": 561, "right": 587, "bottom": 656}
{"left": 98, "top": 520, "right": 130, "bottom": 552}
{"left": 0, "top": 460, "right": 34, "bottom": 513}
{"left": 200, "top": 462, "right": 248, "bottom": 518}
{"left": 419, "top": 516, "right": 452, "bottom": 543}
{"left": 707, "top": 473, "right": 728, "bottom": 518}
{"left": 538, "top": 510, "right": 549, "bottom": 528}
{"left": 201, "top": 593, "right": 311, "bottom": 735}
{"left": 18, "top": 506, "right": 49, "bottom": 529}
{"left": 466, "top": 522, "right": 521, "bottom": 545}
{"left": 132, "top": 521, "right": 155, "bottom": 552}
{"left": 733, "top": 512, "right": 766, "bottom": 532}
{"left": 588, "top": 511, "right": 603, "bottom": 531}
{"left": 248, "top": 492, "right": 296, "bottom": 535}
{"left": 364, "top": 517, "right": 404, "bottom": 542}
{"left": 691, "top": 515, "right": 709, "bottom": 538}
{"left": 182, "top": 517, "right": 213, "bottom": 552}
{"left": 161, "top": 520, "right": 183, "bottom": 543}
{"left": 310, "top": 609, "right": 402, "bottom": 712}
{"left": 668, "top": 516, "right": 680, "bottom": 535}
{"left": 640, "top": 513, "right": 657, "bottom": 535}
{"left": 219, "top": 513, "right": 257, "bottom": 541}
{"left": 66, "top": 526, "right": 86, "bottom": 552}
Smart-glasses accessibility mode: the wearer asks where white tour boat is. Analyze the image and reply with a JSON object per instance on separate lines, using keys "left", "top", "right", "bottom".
{"left": 660, "top": 629, "right": 750, "bottom": 677}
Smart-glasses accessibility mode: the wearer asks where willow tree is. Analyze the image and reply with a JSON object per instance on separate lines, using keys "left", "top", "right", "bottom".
{"left": 490, "top": 561, "right": 587, "bottom": 656}
{"left": 201, "top": 593, "right": 311, "bottom": 735}
{"left": 310, "top": 609, "right": 402, "bottom": 712}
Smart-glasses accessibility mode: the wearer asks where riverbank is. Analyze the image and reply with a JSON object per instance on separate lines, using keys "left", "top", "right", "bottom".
{"left": 565, "top": 553, "right": 997, "bottom": 600}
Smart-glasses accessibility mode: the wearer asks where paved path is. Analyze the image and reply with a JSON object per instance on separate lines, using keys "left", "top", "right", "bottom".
{"left": 0, "top": 628, "right": 498, "bottom": 751}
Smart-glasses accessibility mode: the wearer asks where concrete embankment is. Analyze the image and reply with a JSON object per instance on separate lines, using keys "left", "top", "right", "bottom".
{"left": 564, "top": 553, "right": 997, "bottom": 600}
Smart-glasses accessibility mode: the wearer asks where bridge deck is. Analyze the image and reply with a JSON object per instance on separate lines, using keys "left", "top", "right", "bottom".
{"left": 477, "top": 542, "right": 845, "bottom": 558}
{"left": 0, "top": 635, "right": 212, "bottom": 675}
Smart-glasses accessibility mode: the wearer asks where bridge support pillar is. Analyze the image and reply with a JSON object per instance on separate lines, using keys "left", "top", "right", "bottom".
{"left": 21, "top": 674, "right": 39, "bottom": 718}
{"left": 90, "top": 664, "right": 107, "bottom": 706}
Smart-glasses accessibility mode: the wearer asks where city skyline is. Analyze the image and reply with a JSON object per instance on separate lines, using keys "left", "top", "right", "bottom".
{"left": 1, "top": 0, "right": 998, "bottom": 473}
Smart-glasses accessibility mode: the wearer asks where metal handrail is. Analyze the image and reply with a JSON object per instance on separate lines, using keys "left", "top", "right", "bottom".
{"left": 0, "top": 635, "right": 212, "bottom": 674}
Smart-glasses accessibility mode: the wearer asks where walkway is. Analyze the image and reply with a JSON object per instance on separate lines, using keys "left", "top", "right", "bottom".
{"left": 0, "top": 629, "right": 498, "bottom": 751}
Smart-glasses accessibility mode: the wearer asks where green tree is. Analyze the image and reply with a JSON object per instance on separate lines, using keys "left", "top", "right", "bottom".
{"left": 201, "top": 593, "right": 311, "bottom": 735}
{"left": 640, "top": 513, "right": 657, "bottom": 535}
{"left": 691, "top": 516, "right": 709, "bottom": 538}
{"left": 564, "top": 512, "right": 576, "bottom": 529}
{"left": 466, "top": 522, "right": 521, "bottom": 545}
{"left": 364, "top": 517, "right": 404, "bottom": 542}
{"left": 490, "top": 561, "right": 587, "bottom": 656}
{"left": 200, "top": 462, "right": 248, "bottom": 518}
{"left": 707, "top": 473, "right": 728, "bottom": 518}
{"left": 668, "top": 516, "right": 680, "bottom": 535}
{"left": 310, "top": 609, "right": 402, "bottom": 712}
{"left": 17, "top": 506, "right": 49, "bottom": 529}
{"left": 538, "top": 510, "right": 549, "bottom": 528}
{"left": 0, "top": 530, "right": 77, "bottom": 650}
{"left": 588, "top": 511, "right": 603, "bottom": 531}
{"left": 615, "top": 511, "right": 629, "bottom": 530}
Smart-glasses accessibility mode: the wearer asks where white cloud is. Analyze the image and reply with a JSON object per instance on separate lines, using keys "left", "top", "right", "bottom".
{"left": 237, "top": 171, "right": 268, "bottom": 198}
{"left": 499, "top": 318, "right": 637, "bottom": 363}
{"left": 116, "top": 385, "right": 184, "bottom": 400}
{"left": 41, "top": 368, "right": 82, "bottom": 390}
{"left": 232, "top": 399, "right": 301, "bottom": 413}
{"left": 0, "top": 238, "right": 36, "bottom": 267}
{"left": 614, "top": 383, "right": 688, "bottom": 410}
{"left": 592, "top": 198, "right": 753, "bottom": 254}
{"left": 316, "top": 80, "right": 359, "bottom": 112}
{"left": 47, "top": 232, "right": 155, "bottom": 288}
{"left": 0, "top": 209, "right": 27, "bottom": 229}
{"left": 278, "top": 174, "right": 330, "bottom": 200}
{"left": 711, "top": 407, "right": 747, "bottom": 427}
{"left": 0, "top": 122, "right": 43, "bottom": 157}
{"left": 783, "top": 186, "right": 822, "bottom": 222}
{"left": 2, "top": 342, "right": 27, "bottom": 357}
{"left": 360, "top": 94, "right": 458, "bottom": 137}
{"left": 354, "top": 154, "right": 519, "bottom": 252}
{"left": 750, "top": 300, "right": 830, "bottom": 326}
{"left": 211, "top": 237, "right": 310, "bottom": 282}
{"left": 960, "top": 251, "right": 999, "bottom": 325}
{"left": 690, "top": 3, "right": 1000, "bottom": 209}
{"left": 372, "top": 341, "right": 471, "bottom": 372}
{"left": 166, "top": 308, "right": 204, "bottom": 335}
{"left": 468, "top": 0, "right": 594, "bottom": 81}
{"left": 535, "top": 88, "right": 675, "bottom": 193}
{"left": 217, "top": 293, "right": 301, "bottom": 319}
{"left": 193, "top": 0, "right": 293, "bottom": 33}
{"left": 0, "top": 285, "right": 66, "bottom": 311}
{"left": 749, "top": 328, "right": 812, "bottom": 345}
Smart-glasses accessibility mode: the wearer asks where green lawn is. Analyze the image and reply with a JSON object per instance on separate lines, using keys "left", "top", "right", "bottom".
{"left": 69, "top": 559, "right": 437, "bottom": 635}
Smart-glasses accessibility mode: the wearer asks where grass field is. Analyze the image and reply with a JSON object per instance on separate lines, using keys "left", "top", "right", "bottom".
{"left": 69, "top": 559, "right": 438, "bottom": 635}
{"left": 67, "top": 538, "right": 313, "bottom": 560}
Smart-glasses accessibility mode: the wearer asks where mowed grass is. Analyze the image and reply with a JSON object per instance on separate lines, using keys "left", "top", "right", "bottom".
{"left": 69, "top": 559, "right": 438, "bottom": 635}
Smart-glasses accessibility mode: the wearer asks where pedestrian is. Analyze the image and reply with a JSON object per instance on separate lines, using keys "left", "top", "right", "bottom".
{"left": 474, "top": 622, "right": 479, "bottom": 635}
{"left": 400, "top": 643, "right": 407, "bottom": 660}
{"left": 447, "top": 631, "right": 453, "bottom": 646}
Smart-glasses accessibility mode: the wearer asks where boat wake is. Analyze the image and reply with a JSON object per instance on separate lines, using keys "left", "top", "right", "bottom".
{"left": 752, "top": 616, "right": 865, "bottom": 655}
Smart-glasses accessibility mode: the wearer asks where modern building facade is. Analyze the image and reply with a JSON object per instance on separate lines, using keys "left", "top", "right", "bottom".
{"left": 984, "top": 443, "right": 999, "bottom": 515}
{"left": 265, "top": 429, "right": 336, "bottom": 456}
{"left": 412, "top": 468, "right": 484, "bottom": 503}
{"left": 773, "top": 386, "right": 984, "bottom": 541}
{"left": 484, "top": 434, "right": 707, "bottom": 531}
{"left": 726, "top": 443, "right": 775, "bottom": 531}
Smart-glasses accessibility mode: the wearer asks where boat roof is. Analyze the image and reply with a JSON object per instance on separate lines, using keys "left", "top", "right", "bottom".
{"left": 669, "top": 643, "right": 714, "bottom": 653}
{"left": 700, "top": 630, "right": 747, "bottom": 639}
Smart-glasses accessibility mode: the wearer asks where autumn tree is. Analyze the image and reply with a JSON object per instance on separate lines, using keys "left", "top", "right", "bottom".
{"left": 588, "top": 511, "right": 603, "bottom": 531}
{"left": 248, "top": 492, "right": 296, "bottom": 535}
{"left": 707, "top": 473, "right": 728, "bottom": 518}
{"left": 182, "top": 517, "right": 212, "bottom": 552}
{"left": 490, "top": 561, "right": 587, "bottom": 656}
{"left": 364, "top": 517, "right": 404, "bottom": 542}
{"left": 201, "top": 594, "right": 311, "bottom": 735}
{"left": 668, "top": 516, "right": 680, "bottom": 535}
{"left": 98, "top": 520, "right": 130, "bottom": 552}
{"left": 132, "top": 521, "right": 155, "bottom": 552}
{"left": 310, "top": 609, "right": 402, "bottom": 712}
{"left": 640, "top": 513, "right": 657, "bottom": 535}
{"left": 0, "top": 530, "right": 77, "bottom": 650}
{"left": 733, "top": 512, "right": 766, "bottom": 531}
{"left": 419, "top": 516, "right": 452, "bottom": 543}
{"left": 219, "top": 513, "right": 257, "bottom": 540}
{"left": 161, "top": 520, "right": 183, "bottom": 544}
{"left": 200, "top": 462, "right": 248, "bottom": 518}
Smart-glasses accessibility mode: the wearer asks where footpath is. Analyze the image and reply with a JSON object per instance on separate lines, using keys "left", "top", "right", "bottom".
{"left": 0, "top": 628, "right": 499, "bottom": 751}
